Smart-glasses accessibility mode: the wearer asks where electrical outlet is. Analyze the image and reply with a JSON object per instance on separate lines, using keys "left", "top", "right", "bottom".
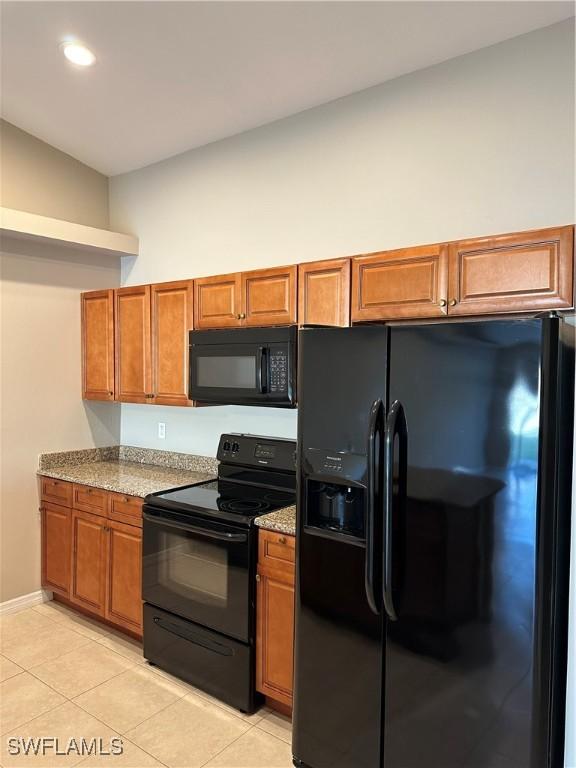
{"left": 158, "top": 422, "right": 166, "bottom": 439}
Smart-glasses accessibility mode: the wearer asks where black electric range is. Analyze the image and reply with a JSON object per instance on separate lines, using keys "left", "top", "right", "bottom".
{"left": 142, "top": 433, "right": 296, "bottom": 714}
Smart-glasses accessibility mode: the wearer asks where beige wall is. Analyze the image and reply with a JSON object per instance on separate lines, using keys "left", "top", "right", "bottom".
{"left": 0, "top": 120, "right": 118, "bottom": 603}
{"left": 0, "top": 237, "right": 121, "bottom": 603}
{"left": 0, "top": 120, "right": 109, "bottom": 228}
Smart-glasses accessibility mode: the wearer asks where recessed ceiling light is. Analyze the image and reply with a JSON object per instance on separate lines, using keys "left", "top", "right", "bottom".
{"left": 61, "top": 42, "right": 96, "bottom": 67}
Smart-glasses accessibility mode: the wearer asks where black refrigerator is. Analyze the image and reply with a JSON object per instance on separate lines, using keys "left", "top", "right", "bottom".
{"left": 292, "top": 318, "right": 573, "bottom": 768}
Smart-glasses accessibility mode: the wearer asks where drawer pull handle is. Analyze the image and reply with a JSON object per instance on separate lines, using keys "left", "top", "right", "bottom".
{"left": 278, "top": 536, "right": 287, "bottom": 545}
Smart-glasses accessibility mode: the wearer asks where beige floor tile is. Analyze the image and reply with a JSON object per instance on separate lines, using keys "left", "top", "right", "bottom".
{"left": 73, "top": 665, "right": 185, "bottom": 734}
{"left": 256, "top": 711, "right": 292, "bottom": 745}
{"left": 145, "top": 663, "right": 265, "bottom": 725}
{"left": 50, "top": 615, "right": 114, "bottom": 644}
{"left": 204, "top": 728, "right": 293, "bottom": 767}
{"left": 1, "top": 624, "right": 93, "bottom": 670}
{"left": 0, "top": 610, "right": 55, "bottom": 643}
{"left": 33, "top": 602, "right": 79, "bottom": 623}
{"left": 30, "top": 642, "right": 136, "bottom": 698}
{"left": 125, "top": 693, "right": 250, "bottom": 767}
{"left": 0, "top": 655, "right": 24, "bottom": 683}
{"left": 0, "top": 701, "right": 118, "bottom": 768}
{"left": 92, "top": 632, "right": 144, "bottom": 665}
{"left": 76, "top": 738, "right": 162, "bottom": 767}
{"left": 0, "top": 672, "right": 65, "bottom": 736}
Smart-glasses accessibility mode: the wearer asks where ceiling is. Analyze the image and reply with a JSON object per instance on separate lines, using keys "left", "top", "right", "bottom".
{"left": 1, "top": 1, "right": 574, "bottom": 176}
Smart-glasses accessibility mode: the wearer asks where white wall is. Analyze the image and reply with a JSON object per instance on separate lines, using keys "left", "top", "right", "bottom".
{"left": 110, "top": 21, "right": 575, "bottom": 764}
{"left": 111, "top": 19, "right": 574, "bottom": 457}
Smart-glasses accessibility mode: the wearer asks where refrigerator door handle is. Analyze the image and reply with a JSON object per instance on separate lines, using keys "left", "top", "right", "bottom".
{"left": 383, "top": 399, "right": 407, "bottom": 622}
{"left": 366, "top": 398, "right": 383, "bottom": 615}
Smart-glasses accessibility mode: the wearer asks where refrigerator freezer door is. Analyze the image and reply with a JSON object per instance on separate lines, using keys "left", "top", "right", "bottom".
{"left": 293, "top": 325, "right": 389, "bottom": 768}
{"left": 383, "top": 319, "right": 571, "bottom": 768}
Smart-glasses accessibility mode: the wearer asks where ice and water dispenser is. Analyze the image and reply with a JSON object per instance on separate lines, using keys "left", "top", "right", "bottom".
{"left": 302, "top": 448, "right": 367, "bottom": 539}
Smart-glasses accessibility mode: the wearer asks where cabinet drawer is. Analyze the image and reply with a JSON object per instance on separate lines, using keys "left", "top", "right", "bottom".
{"left": 40, "top": 477, "right": 73, "bottom": 507}
{"left": 73, "top": 484, "right": 109, "bottom": 517}
{"left": 109, "top": 492, "right": 143, "bottom": 527}
{"left": 258, "top": 529, "right": 295, "bottom": 576}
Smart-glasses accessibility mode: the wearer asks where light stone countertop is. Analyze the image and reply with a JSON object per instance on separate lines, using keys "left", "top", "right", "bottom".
{"left": 255, "top": 505, "right": 296, "bottom": 536}
{"left": 38, "top": 446, "right": 217, "bottom": 498}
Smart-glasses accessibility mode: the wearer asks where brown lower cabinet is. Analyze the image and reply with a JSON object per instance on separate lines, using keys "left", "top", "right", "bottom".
{"left": 41, "top": 502, "right": 71, "bottom": 597}
{"left": 256, "top": 529, "right": 295, "bottom": 712}
{"left": 40, "top": 478, "right": 143, "bottom": 637}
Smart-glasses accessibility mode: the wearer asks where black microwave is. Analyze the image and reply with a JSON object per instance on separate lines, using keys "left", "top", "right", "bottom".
{"left": 189, "top": 326, "right": 297, "bottom": 406}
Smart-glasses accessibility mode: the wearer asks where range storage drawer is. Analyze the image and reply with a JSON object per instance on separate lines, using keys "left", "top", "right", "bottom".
{"left": 143, "top": 603, "right": 256, "bottom": 713}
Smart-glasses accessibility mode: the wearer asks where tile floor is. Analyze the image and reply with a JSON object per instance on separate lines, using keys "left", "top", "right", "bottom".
{"left": 0, "top": 602, "right": 292, "bottom": 768}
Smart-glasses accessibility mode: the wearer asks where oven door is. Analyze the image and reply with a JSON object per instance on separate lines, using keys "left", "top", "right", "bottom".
{"left": 142, "top": 508, "right": 253, "bottom": 642}
{"left": 189, "top": 342, "right": 293, "bottom": 405}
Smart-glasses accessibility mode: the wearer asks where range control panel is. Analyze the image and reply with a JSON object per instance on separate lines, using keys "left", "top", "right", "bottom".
{"left": 217, "top": 433, "right": 296, "bottom": 472}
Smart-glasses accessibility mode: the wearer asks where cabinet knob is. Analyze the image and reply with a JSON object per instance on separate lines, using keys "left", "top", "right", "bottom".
{"left": 239, "top": 313, "right": 246, "bottom": 320}
{"left": 449, "top": 298, "right": 457, "bottom": 307}
{"left": 439, "top": 299, "right": 447, "bottom": 307}
{"left": 255, "top": 574, "right": 261, "bottom": 582}
{"left": 278, "top": 536, "right": 287, "bottom": 545}
{"left": 109, "top": 391, "right": 113, "bottom": 397}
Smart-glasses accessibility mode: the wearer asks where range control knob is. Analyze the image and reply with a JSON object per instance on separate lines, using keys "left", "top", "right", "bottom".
{"left": 223, "top": 441, "right": 231, "bottom": 452}
{"left": 231, "top": 441, "right": 240, "bottom": 453}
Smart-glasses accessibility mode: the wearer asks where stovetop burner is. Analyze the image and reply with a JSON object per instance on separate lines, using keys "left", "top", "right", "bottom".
{"left": 218, "top": 498, "right": 272, "bottom": 514}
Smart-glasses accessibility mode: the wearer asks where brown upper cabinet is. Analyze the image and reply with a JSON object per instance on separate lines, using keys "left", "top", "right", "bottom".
{"left": 195, "top": 266, "right": 297, "bottom": 329}
{"left": 352, "top": 244, "right": 449, "bottom": 322}
{"left": 298, "top": 258, "right": 351, "bottom": 326}
{"left": 352, "top": 225, "right": 574, "bottom": 322}
{"left": 194, "top": 273, "right": 242, "bottom": 329}
{"left": 81, "top": 290, "right": 115, "bottom": 400}
{"left": 112, "top": 281, "right": 193, "bottom": 405}
{"left": 115, "top": 285, "right": 152, "bottom": 403}
{"left": 447, "top": 226, "right": 574, "bottom": 316}
{"left": 243, "top": 266, "right": 297, "bottom": 327}
{"left": 151, "top": 280, "right": 194, "bottom": 406}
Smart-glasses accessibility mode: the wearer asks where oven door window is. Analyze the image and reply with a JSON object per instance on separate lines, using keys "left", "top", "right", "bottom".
{"left": 143, "top": 515, "right": 251, "bottom": 642}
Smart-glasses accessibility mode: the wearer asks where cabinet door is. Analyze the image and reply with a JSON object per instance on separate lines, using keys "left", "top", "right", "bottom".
{"left": 105, "top": 519, "right": 143, "bottom": 635}
{"left": 352, "top": 244, "right": 448, "bottom": 321}
{"left": 151, "top": 280, "right": 194, "bottom": 406}
{"left": 447, "top": 226, "right": 574, "bottom": 316}
{"left": 194, "top": 273, "right": 242, "bottom": 329}
{"left": 70, "top": 509, "right": 107, "bottom": 616}
{"left": 81, "top": 290, "right": 115, "bottom": 400}
{"left": 298, "top": 258, "right": 351, "bottom": 326}
{"left": 115, "top": 285, "right": 152, "bottom": 403}
{"left": 256, "top": 569, "right": 295, "bottom": 708}
{"left": 243, "top": 266, "right": 297, "bottom": 327}
{"left": 41, "top": 503, "right": 71, "bottom": 597}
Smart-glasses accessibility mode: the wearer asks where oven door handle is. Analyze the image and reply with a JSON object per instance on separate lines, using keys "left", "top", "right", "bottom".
{"left": 143, "top": 512, "right": 248, "bottom": 542}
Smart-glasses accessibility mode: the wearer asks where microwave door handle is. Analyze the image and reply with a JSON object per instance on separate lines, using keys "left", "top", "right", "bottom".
{"left": 257, "top": 346, "right": 268, "bottom": 394}
{"left": 143, "top": 513, "right": 248, "bottom": 543}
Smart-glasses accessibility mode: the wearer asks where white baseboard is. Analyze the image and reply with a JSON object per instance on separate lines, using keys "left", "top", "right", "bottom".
{"left": 0, "top": 589, "right": 53, "bottom": 615}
